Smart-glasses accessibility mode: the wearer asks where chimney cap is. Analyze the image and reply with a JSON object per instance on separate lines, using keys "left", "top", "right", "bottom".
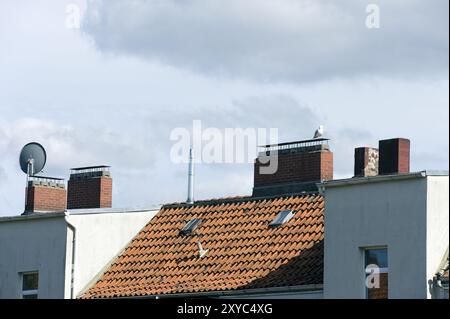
{"left": 70, "top": 165, "right": 110, "bottom": 171}
{"left": 28, "top": 176, "right": 64, "bottom": 181}
{"left": 28, "top": 175, "right": 66, "bottom": 188}
{"left": 260, "top": 137, "right": 329, "bottom": 149}
{"left": 70, "top": 166, "right": 111, "bottom": 175}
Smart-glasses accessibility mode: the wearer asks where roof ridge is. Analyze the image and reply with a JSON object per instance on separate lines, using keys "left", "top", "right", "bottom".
{"left": 162, "top": 191, "right": 321, "bottom": 209}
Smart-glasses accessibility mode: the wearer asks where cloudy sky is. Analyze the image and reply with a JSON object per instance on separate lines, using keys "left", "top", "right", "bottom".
{"left": 0, "top": 0, "right": 448, "bottom": 216}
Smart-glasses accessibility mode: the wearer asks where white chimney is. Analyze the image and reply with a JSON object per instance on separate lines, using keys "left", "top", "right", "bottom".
{"left": 187, "top": 148, "right": 194, "bottom": 204}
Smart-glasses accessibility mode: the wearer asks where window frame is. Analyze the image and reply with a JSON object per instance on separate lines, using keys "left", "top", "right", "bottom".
{"left": 20, "top": 271, "right": 39, "bottom": 299}
{"left": 269, "top": 210, "right": 295, "bottom": 227}
{"left": 363, "top": 246, "right": 388, "bottom": 299}
{"left": 180, "top": 218, "right": 202, "bottom": 236}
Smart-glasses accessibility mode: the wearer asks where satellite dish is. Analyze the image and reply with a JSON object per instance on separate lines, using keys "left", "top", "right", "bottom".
{"left": 19, "top": 142, "right": 47, "bottom": 176}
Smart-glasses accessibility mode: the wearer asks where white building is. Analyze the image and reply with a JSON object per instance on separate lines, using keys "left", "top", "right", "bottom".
{"left": 320, "top": 171, "right": 449, "bottom": 299}
{"left": 0, "top": 207, "right": 158, "bottom": 299}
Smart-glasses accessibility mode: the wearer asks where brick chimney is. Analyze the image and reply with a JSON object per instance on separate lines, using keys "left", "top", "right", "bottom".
{"left": 379, "top": 138, "right": 410, "bottom": 175}
{"left": 354, "top": 147, "right": 379, "bottom": 177}
{"left": 253, "top": 138, "right": 333, "bottom": 196}
{"left": 24, "top": 177, "right": 67, "bottom": 214}
{"left": 67, "top": 166, "right": 112, "bottom": 210}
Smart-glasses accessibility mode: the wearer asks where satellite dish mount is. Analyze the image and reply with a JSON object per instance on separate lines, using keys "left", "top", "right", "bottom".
{"left": 19, "top": 142, "right": 47, "bottom": 212}
{"left": 26, "top": 158, "right": 34, "bottom": 178}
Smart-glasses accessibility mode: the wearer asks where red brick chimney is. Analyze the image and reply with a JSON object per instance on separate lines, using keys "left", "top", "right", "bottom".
{"left": 354, "top": 147, "right": 379, "bottom": 177}
{"left": 67, "top": 166, "right": 112, "bottom": 210}
{"left": 253, "top": 138, "right": 333, "bottom": 196}
{"left": 379, "top": 138, "right": 410, "bottom": 175}
{"left": 24, "top": 177, "right": 67, "bottom": 214}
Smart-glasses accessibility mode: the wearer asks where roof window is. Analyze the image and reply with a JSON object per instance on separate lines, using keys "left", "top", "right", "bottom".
{"left": 180, "top": 218, "right": 202, "bottom": 235}
{"left": 269, "top": 210, "right": 295, "bottom": 227}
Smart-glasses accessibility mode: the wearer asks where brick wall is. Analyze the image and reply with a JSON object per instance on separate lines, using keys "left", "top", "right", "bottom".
{"left": 254, "top": 150, "right": 333, "bottom": 187}
{"left": 26, "top": 185, "right": 67, "bottom": 212}
{"left": 379, "top": 138, "right": 410, "bottom": 175}
{"left": 67, "top": 176, "right": 112, "bottom": 209}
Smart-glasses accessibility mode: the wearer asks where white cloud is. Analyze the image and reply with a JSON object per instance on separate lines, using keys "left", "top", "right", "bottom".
{"left": 83, "top": 0, "right": 449, "bottom": 82}
{"left": 0, "top": 96, "right": 323, "bottom": 214}
{"left": 0, "top": 117, "right": 158, "bottom": 215}
{"left": 0, "top": 1, "right": 448, "bottom": 216}
{"left": 0, "top": 166, "right": 6, "bottom": 183}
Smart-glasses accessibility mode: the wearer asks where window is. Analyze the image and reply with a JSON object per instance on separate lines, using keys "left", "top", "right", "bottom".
{"left": 364, "top": 248, "right": 388, "bottom": 299}
{"left": 21, "top": 272, "right": 39, "bottom": 299}
{"left": 269, "top": 210, "right": 295, "bottom": 227}
{"left": 180, "top": 218, "right": 202, "bottom": 235}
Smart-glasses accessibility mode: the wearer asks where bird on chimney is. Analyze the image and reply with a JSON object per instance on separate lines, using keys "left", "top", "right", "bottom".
{"left": 313, "top": 125, "right": 324, "bottom": 139}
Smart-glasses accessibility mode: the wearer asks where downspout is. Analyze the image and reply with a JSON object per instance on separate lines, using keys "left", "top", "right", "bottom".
{"left": 65, "top": 215, "right": 77, "bottom": 299}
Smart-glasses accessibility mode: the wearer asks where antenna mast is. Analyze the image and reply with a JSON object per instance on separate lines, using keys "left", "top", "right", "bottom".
{"left": 187, "top": 148, "right": 194, "bottom": 204}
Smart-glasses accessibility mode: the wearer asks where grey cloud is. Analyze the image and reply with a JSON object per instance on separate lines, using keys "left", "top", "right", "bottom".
{"left": 146, "top": 94, "right": 318, "bottom": 142}
{"left": 0, "top": 117, "right": 159, "bottom": 215}
{"left": 82, "top": 0, "right": 448, "bottom": 82}
{"left": 133, "top": 94, "right": 321, "bottom": 203}
{"left": 0, "top": 118, "right": 156, "bottom": 177}
{"left": 0, "top": 95, "right": 319, "bottom": 214}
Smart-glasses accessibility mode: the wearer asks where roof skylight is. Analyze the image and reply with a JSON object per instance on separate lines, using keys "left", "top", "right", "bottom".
{"left": 180, "top": 218, "right": 202, "bottom": 235}
{"left": 269, "top": 210, "right": 295, "bottom": 227}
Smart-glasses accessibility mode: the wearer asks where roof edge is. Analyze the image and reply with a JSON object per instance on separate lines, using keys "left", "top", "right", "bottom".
{"left": 0, "top": 211, "right": 66, "bottom": 223}
{"left": 112, "top": 284, "right": 324, "bottom": 299}
{"left": 66, "top": 206, "right": 162, "bottom": 215}
{"left": 318, "top": 171, "right": 432, "bottom": 189}
{"left": 0, "top": 206, "right": 162, "bottom": 223}
{"left": 162, "top": 191, "right": 320, "bottom": 209}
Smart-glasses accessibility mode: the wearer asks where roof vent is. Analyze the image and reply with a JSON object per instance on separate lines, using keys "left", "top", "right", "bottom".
{"left": 197, "top": 241, "right": 208, "bottom": 258}
{"left": 269, "top": 210, "right": 295, "bottom": 227}
{"left": 180, "top": 218, "right": 202, "bottom": 235}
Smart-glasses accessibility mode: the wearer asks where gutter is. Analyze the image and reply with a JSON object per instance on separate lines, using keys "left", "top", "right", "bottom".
{"left": 0, "top": 211, "right": 66, "bottom": 223}
{"left": 317, "top": 171, "right": 428, "bottom": 192}
{"left": 117, "top": 284, "right": 323, "bottom": 299}
{"left": 65, "top": 214, "right": 77, "bottom": 299}
{"left": 0, "top": 207, "right": 161, "bottom": 223}
{"left": 66, "top": 206, "right": 161, "bottom": 216}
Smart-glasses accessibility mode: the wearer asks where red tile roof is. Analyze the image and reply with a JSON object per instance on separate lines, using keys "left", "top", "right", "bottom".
{"left": 82, "top": 194, "right": 324, "bottom": 298}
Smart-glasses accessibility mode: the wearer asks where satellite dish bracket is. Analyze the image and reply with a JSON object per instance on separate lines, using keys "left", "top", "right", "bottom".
{"left": 27, "top": 158, "right": 34, "bottom": 177}
{"left": 19, "top": 142, "right": 47, "bottom": 213}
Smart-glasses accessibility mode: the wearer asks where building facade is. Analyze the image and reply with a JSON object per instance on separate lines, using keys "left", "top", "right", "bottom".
{"left": 321, "top": 171, "right": 449, "bottom": 299}
{"left": 0, "top": 208, "right": 158, "bottom": 299}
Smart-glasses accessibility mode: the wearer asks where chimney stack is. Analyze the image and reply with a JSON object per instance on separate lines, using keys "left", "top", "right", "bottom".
{"left": 253, "top": 138, "right": 333, "bottom": 196}
{"left": 379, "top": 138, "right": 410, "bottom": 175}
{"left": 24, "top": 176, "right": 67, "bottom": 214}
{"left": 354, "top": 147, "right": 379, "bottom": 177}
{"left": 67, "top": 166, "right": 112, "bottom": 210}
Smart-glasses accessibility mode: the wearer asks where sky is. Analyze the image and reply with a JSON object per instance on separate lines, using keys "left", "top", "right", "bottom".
{"left": 0, "top": 0, "right": 448, "bottom": 216}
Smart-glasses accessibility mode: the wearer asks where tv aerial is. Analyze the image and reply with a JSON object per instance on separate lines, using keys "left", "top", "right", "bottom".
{"left": 19, "top": 142, "right": 47, "bottom": 177}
